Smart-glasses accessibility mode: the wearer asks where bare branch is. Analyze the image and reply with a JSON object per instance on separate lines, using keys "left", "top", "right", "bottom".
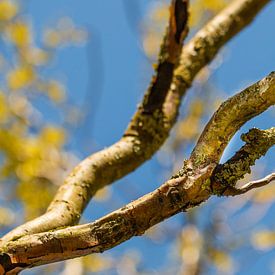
{"left": 211, "top": 127, "right": 275, "bottom": 196}
{"left": 0, "top": 163, "right": 214, "bottom": 273}
{"left": 241, "top": 173, "right": 275, "bottom": 190}
{"left": 223, "top": 173, "right": 275, "bottom": 196}
{"left": 175, "top": 0, "right": 271, "bottom": 86}
{"left": 0, "top": 72, "right": 273, "bottom": 273}
{"left": 1, "top": 0, "right": 190, "bottom": 243}
{"left": 1, "top": 0, "right": 271, "bottom": 245}
{"left": 190, "top": 73, "right": 275, "bottom": 167}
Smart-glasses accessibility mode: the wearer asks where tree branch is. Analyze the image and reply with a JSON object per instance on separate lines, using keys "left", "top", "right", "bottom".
{"left": 241, "top": 172, "right": 275, "bottom": 189}
{"left": 174, "top": 0, "right": 270, "bottom": 86}
{"left": 0, "top": 165, "right": 214, "bottom": 273}
{"left": 190, "top": 73, "right": 275, "bottom": 166}
{"left": 1, "top": 0, "right": 271, "bottom": 244}
{"left": 211, "top": 127, "right": 275, "bottom": 196}
{"left": 223, "top": 173, "right": 275, "bottom": 196}
{"left": 1, "top": 0, "right": 190, "bottom": 243}
{"left": 0, "top": 72, "right": 274, "bottom": 273}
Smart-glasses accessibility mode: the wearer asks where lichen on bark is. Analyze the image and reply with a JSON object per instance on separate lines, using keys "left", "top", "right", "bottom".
{"left": 211, "top": 127, "right": 275, "bottom": 195}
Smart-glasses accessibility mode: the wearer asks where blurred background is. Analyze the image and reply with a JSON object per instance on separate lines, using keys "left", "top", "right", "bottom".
{"left": 0, "top": 0, "right": 274, "bottom": 274}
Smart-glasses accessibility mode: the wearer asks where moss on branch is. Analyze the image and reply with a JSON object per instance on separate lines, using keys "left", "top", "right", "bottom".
{"left": 211, "top": 127, "right": 275, "bottom": 195}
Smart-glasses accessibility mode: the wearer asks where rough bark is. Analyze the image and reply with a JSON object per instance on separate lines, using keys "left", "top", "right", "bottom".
{"left": 1, "top": 0, "right": 189, "bottom": 244}
{"left": 1, "top": 0, "right": 270, "bottom": 245}
{"left": 0, "top": 73, "right": 274, "bottom": 273}
{"left": 211, "top": 127, "right": 275, "bottom": 195}
{"left": 190, "top": 72, "right": 275, "bottom": 165}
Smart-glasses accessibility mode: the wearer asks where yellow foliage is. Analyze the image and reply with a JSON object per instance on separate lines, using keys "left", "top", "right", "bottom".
{"left": 251, "top": 230, "right": 275, "bottom": 250}
{"left": 252, "top": 185, "right": 275, "bottom": 203}
{"left": 7, "top": 66, "right": 35, "bottom": 90}
{"left": 0, "top": 207, "right": 15, "bottom": 226}
{"left": 83, "top": 255, "right": 112, "bottom": 273}
{"left": 40, "top": 126, "right": 66, "bottom": 148}
{"left": 9, "top": 94, "right": 32, "bottom": 120}
{"left": 142, "top": 3, "right": 168, "bottom": 59}
{"left": 142, "top": 0, "right": 227, "bottom": 58}
{"left": 7, "top": 21, "right": 31, "bottom": 47}
{"left": 176, "top": 99, "right": 204, "bottom": 142}
{"left": 179, "top": 225, "right": 202, "bottom": 265}
{"left": 189, "top": 3, "right": 201, "bottom": 27}
{"left": 203, "top": 0, "right": 226, "bottom": 11}
{"left": 22, "top": 138, "right": 41, "bottom": 159}
{"left": 189, "top": 99, "right": 204, "bottom": 116}
{"left": 47, "top": 80, "right": 66, "bottom": 102}
{"left": 190, "top": 0, "right": 227, "bottom": 27}
{"left": 23, "top": 47, "right": 49, "bottom": 66}
{"left": 34, "top": 79, "right": 66, "bottom": 102}
{"left": 196, "top": 67, "right": 211, "bottom": 82}
{"left": 0, "top": 125, "right": 65, "bottom": 181}
{"left": 0, "top": 0, "right": 17, "bottom": 21}
{"left": 209, "top": 249, "right": 234, "bottom": 273}
{"left": 150, "top": 3, "right": 169, "bottom": 22}
{"left": 0, "top": 2, "right": 85, "bottom": 226}
{"left": 143, "top": 31, "right": 162, "bottom": 58}
{"left": 16, "top": 158, "right": 40, "bottom": 181}
{"left": 0, "top": 92, "right": 9, "bottom": 123}
{"left": 43, "top": 29, "right": 60, "bottom": 48}
{"left": 17, "top": 179, "right": 55, "bottom": 219}
{"left": 0, "top": 129, "right": 23, "bottom": 158}
{"left": 44, "top": 18, "right": 87, "bottom": 48}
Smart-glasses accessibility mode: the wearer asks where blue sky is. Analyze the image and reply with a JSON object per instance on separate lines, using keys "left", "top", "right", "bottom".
{"left": 24, "top": 0, "right": 275, "bottom": 273}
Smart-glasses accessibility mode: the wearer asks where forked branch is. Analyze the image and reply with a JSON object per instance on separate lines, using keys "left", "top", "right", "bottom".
{"left": 0, "top": 73, "right": 274, "bottom": 273}
{"left": 211, "top": 127, "right": 275, "bottom": 196}
{"left": 1, "top": 0, "right": 190, "bottom": 243}
{"left": 1, "top": 0, "right": 270, "bottom": 245}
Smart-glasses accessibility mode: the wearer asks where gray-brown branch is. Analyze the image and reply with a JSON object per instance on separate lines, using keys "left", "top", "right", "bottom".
{"left": 1, "top": 0, "right": 190, "bottom": 243}
{"left": 0, "top": 72, "right": 274, "bottom": 274}
{"left": 2, "top": 0, "right": 269, "bottom": 245}
{"left": 211, "top": 127, "right": 275, "bottom": 196}
{"left": 190, "top": 73, "right": 275, "bottom": 166}
{"left": 233, "top": 173, "right": 275, "bottom": 194}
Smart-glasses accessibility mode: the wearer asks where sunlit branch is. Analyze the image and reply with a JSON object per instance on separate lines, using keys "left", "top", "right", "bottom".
{"left": 1, "top": 0, "right": 190, "bottom": 243}
{"left": 190, "top": 73, "right": 275, "bottom": 167}
{"left": 224, "top": 173, "right": 275, "bottom": 196}
{"left": 1, "top": 0, "right": 271, "bottom": 246}
{"left": 239, "top": 173, "right": 275, "bottom": 192}
{"left": 175, "top": 0, "right": 271, "bottom": 86}
{"left": 0, "top": 72, "right": 273, "bottom": 273}
{"left": 211, "top": 127, "right": 275, "bottom": 196}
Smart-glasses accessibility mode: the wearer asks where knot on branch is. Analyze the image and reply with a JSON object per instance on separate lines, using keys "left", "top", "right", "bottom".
{"left": 171, "top": 159, "right": 193, "bottom": 179}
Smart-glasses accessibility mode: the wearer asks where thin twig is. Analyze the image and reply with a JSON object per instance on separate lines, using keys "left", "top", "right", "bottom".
{"left": 222, "top": 173, "right": 275, "bottom": 196}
